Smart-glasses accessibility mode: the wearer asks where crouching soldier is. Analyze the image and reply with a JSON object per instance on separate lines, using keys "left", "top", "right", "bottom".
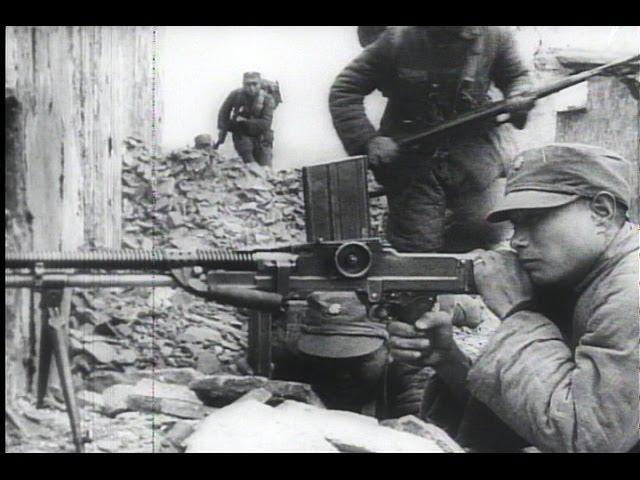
{"left": 389, "top": 144, "right": 639, "bottom": 452}
{"left": 272, "top": 292, "right": 390, "bottom": 415}
{"left": 216, "top": 71, "right": 276, "bottom": 167}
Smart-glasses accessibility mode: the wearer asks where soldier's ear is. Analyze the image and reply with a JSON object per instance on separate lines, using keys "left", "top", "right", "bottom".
{"left": 589, "top": 192, "right": 618, "bottom": 225}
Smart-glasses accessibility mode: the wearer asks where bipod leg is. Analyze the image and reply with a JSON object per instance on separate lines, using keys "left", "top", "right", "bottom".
{"left": 36, "top": 290, "right": 62, "bottom": 407}
{"left": 48, "top": 288, "right": 84, "bottom": 453}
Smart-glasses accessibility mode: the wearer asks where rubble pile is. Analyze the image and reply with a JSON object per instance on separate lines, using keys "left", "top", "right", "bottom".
{"left": 120, "top": 137, "right": 386, "bottom": 251}
{"left": 7, "top": 374, "right": 464, "bottom": 453}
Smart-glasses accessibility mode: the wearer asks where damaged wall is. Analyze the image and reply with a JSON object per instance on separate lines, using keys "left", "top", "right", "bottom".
{"left": 5, "top": 26, "right": 159, "bottom": 250}
{"left": 556, "top": 75, "right": 640, "bottom": 220}
{"left": 4, "top": 26, "right": 159, "bottom": 397}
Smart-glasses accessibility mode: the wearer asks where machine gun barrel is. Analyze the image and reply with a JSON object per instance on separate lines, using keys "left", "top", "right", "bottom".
{"left": 5, "top": 249, "right": 258, "bottom": 271}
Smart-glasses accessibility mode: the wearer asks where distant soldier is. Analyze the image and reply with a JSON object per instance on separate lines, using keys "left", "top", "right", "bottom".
{"left": 216, "top": 72, "right": 276, "bottom": 167}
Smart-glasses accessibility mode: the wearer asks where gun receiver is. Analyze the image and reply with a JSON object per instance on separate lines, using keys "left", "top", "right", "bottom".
{"left": 5, "top": 239, "right": 476, "bottom": 319}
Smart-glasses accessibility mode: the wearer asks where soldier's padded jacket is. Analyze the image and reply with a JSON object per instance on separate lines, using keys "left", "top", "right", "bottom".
{"left": 468, "top": 222, "right": 640, "bottom": 452}
{"left": 329, "top": 26, "right": 532, "bottom": 156}
{"left": 218, "top": 88, "right": 275, "bottom": 137}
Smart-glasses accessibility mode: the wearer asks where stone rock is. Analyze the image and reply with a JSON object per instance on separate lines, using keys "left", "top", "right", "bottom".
{"left": 189, "top": 375, "right": 324, "bottom": 408}
{"left": 177, "top": 326, "right": 223, "bottom": 344}
{"left": 85, "top": 370, "right": 140, "bottom": 393}
{"left": 196, "top": 352, "right": 221, "bottom": 375}
{"left": 275, "top": 401, "right": 446, "bottom": 453}
{"left": 184, "top": 399, "right": 449, "bottom": 453}
{"left": 380, "top": 415, "right": 464, "bottom": 453}
{"left": 126, "top": 395, "right": 211, "bottom": 419}
{"left": 164, "top": 420, "right": 199, "bottom": 449}
{"left": 76, "top": 340, "right": 137, "bottom": 366}
{"left": 133, "top": 378, "right": 202, "bottom": 404}
{"left": 96, "top": 439, "right": 122, "bottom": 452}
{"left": 101, "top": 378, "right": 204, "bottom": 418}
{"left": 233, "top": 387, "right": 273, "bottom": 405}
{"left": 76, "top": 390, "right": 105, "bottom": 412}
{"left": 102, "top": 384, "right": 138, "bottom": 417}
{"left": 184, "top": 400, "right": 338, "bottom": 453}
{"left": 135, "top": 368, "right": 205, "bottom": 386}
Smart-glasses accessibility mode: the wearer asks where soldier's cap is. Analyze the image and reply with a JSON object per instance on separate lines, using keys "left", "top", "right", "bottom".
{"left": 243, "top": 71, "right": 262, "bottom": 82}
{"left": 487, "top": 143, "right": 633, "bottom": 223}
{"left": 297, "top": 292, "right": 388, "bottom": 359}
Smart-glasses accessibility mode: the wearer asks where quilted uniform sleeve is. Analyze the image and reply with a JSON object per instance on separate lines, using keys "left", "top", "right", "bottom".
{"left": 329, "top": 32, "right": 394, "bottom": 155}
{"left": 490, "top": 27, "right": 533, "bottom": 98}
{"left": 467, "top": 254, "right": 639, "bottom": 452}
{"left": 217, "top": 90, "right": 239, "bottom": 130}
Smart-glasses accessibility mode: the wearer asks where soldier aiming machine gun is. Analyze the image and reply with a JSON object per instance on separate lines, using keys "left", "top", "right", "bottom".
{"left": 5, "top": 240, "right": 475, "bottom": 452}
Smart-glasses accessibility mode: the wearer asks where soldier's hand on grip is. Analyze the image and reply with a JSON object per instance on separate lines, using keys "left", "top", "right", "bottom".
{"left": 388, "top": 311, "right": 454, "bottom": 367}
{"left": 473, "top": 250, "right": 534, "bottom": 319}
{"left": 505, "top": 94, "right": 536, "bottom": 130}
{"left": 367, "top": 136, "right": 399, "bottom": 168}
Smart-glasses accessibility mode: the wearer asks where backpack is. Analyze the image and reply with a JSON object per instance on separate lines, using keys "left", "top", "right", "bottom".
{"left": 261, "top": 79, "right": 283, "bottom": 108}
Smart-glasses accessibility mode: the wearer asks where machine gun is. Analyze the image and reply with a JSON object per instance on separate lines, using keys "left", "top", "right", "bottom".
{"left": 5, "top": 240, "right": 475, "bottom": 451}
{"left": 5, "top": 239, "right": 476, "bottom": 318}
{"left": 6, "top": 239, "right": 477, "bottom": 374}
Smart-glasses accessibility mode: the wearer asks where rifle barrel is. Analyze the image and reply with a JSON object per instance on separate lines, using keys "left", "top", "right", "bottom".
{"left": 399, "top": 53, "right": 640, "bottom": 147}
{"left": 535, "top": 53, "right": 640, "bottom": 98}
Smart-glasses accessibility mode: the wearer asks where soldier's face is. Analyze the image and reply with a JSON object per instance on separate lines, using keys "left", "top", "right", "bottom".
{"left": 509, "top": 200, "right": 604, "bottom": 287}
{"left": 302, "top": 347, "right": 388, "bottom": 411}
{"left": 243, "top": 80, "right": 260, "bottom": 97}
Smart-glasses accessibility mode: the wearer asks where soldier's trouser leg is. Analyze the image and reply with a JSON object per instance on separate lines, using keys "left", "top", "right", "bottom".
{"left": 384, "top": 168, "right": 446, "bottom": 252}
{"left": 254, "top": 143, "right": 273, "bottom": 168}
{"left": 232, "top": 134, "right": 256, "bottom": 163}
{"left": 442, "top": 177, "right": 513, "bottom": 253}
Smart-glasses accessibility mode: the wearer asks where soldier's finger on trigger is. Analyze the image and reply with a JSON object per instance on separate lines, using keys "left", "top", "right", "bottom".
{"left": 387, "top": 321, "right": 418, "bottom": 337}
{"left": 390, "top": 336, "right": 431, "bottom": 351}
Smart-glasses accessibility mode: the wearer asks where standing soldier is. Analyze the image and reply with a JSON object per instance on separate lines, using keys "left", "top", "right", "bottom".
{"left": 216, "top": 71, "right": 276, "bottom": 167}
{"left": 329, "top": 26, "right": 535, "bottom": 418}
{"left": 330, "top": 26, "right": 534, "bottom": 254}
